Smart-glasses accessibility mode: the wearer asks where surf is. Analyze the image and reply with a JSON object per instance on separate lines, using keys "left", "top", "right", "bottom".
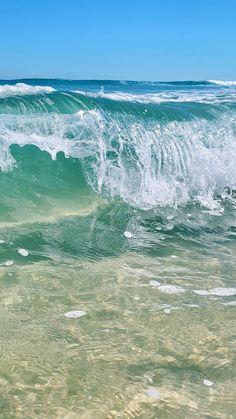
{"left": 0, "top": 79, "right": 236, "bottom": 213}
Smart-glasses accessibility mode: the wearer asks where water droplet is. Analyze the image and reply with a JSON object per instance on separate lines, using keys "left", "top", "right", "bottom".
{"left": 194, "top": 288, "right": 236, "bottom": 297}
{"left": 64, "top": 310, "right": 86, "bottom": 319}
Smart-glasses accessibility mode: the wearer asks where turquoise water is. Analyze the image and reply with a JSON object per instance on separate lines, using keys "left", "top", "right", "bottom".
{"left": 0, "top": 79, "right": 236, "bottom": 418}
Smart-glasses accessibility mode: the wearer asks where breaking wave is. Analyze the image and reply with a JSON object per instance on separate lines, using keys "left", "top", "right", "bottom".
{"left": 0, "top": 80, "right": 236, "bottom": 211}
{"left": 0, "top": 82, "right": 55, "bottom": 97}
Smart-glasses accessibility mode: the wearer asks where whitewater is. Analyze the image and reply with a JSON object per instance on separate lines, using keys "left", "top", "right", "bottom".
{"left": 0, "top": 79, "right": 236, "bottom": 210}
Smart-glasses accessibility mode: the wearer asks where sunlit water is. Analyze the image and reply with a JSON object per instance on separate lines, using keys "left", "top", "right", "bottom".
{"left": 0, "top": 79, "right": 236, "bottom": 418}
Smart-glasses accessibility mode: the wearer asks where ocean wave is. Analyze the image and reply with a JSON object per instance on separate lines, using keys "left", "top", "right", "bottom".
{"left": 0, "top": 83, "right": 55, "bottom": 97}
{"left": 1, "top": 106, "right": 236, "bottom": 210}
{"left": 208, "top": 80, "right": 236, "bottom": 86}
{"left": 74, "top": 89, "right": 236, "bottom": 104}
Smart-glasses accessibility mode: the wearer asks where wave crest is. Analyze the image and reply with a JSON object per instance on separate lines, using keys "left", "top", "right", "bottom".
{"left": 1, "top": 106, "right": 236, "bottom": 210}
{"left": 208, "top": 80, "right": 236, "bottom": 86}
{"left": 0, "top": 83, "right": 55, "bottom": 97}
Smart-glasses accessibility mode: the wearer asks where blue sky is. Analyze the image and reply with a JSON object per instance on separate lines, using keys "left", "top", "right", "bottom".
{"left": 0, "top": 0, "right": 235, "bottom": 80}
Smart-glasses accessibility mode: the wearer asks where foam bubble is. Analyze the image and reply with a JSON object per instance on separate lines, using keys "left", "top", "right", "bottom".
{"left": 64, "top": 310, "right": 87, "bottom": 319}
{"left": 5, "top": 260, "right": 14, "bottom": 267}
{"left": 124, "top": 231, "right": 133, "bottom": 238}
{"left": 146, "top": 388, "right": 161, "bottom": 400}
{"left": 18, "top": 248, "right": 29, "bottom": 257}
{"left": 203, "top": 379, "right": 214, "bottom": 387}
{"left": 0, "top": 240, "right": 5, "bottom": 244}
{"left": 149, "top": 280, "right": 161, "bottom": 287}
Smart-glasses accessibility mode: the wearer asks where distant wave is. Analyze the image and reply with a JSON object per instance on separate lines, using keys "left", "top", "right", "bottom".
{"left": 208, "top": 80, "right": 236, "bottom": 86}
{"left": 74, "top": 89, "right": 236, "bottom": 104}
{"left": 0, "top": 83, "right": 55, "bottom": 97}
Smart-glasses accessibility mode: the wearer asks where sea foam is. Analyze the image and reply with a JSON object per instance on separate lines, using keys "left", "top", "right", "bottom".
{"left": 0, "top": 83, "right": 55, "bottom": 97}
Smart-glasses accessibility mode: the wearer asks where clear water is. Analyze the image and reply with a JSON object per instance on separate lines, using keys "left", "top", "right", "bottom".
{"left": 0, "top": 79, "right": 236, "bottom": 418}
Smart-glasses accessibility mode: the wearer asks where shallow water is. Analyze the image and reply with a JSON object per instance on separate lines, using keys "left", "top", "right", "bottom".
{"left": 0, "top": 206, "right": 235, "bottom": 418}
{"left": 0, "top": 79, "right": 236, "bottom": 417}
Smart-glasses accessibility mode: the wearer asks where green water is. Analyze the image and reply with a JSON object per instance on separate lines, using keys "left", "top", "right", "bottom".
{"left": 0, "top": 234, "right": 236, "bottom": 418}
{"left": 0, "top": 179, "right": 235, "bottom": 418}
{"left": 0, "top": 79, "right": 236, "bottom": 417}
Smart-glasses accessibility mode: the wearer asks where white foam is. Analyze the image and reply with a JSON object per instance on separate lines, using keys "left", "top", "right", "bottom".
{"left": 18, "top": 248, "right": 29, "bottom": 257}
{"left": 210, "top": 287, "right": 236, "bottom": 296}
{"left": 194, "top": 287, "right": 236, "bottom": 297}
{"left": 0, "top": 83, "right": 55, "bottom": 97}
{"left": 149, "top": 280, "right": 161, "bottom": 287}
{"left": 146, "top": 388, "right": 161, "bottom": 400}
{"left": 0, "top": 240, "right": 5, "bottom": 244}
{"left": 5, "top": 260, "right": 14, "bottom": 266}
{"left": 75, "top": 89, "right": 236, "bottom": 104}
{"left": 158, "top": 285, "right": 186, "bottom": 294}
{"left": 193, "top": 290, "right": 211, "bottom": 296}
{"left": 164, "top": 308, "right": 171, "bottom": 314}
{"left": 209, "top": 80, "right": 236, "bottom": 86}
{"left": 64, "top": 310, "right": 86, "bottom": 319}
{"left": 222, "top": 300, "right": 236, "bottom": 306}
{"left": 124, "top": 231, "right": 133, "bottom": 238}
{"left": 203, "top": 379, "right": 214, "bottom": 387}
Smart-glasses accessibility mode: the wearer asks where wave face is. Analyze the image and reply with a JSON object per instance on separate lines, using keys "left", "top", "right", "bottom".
{"left": 0, "top": 79, "right": 236, "bottom": 212}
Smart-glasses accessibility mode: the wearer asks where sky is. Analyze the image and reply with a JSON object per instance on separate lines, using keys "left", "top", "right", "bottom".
{"left": 0, "top": 0, "right": 235, "bottom": 81}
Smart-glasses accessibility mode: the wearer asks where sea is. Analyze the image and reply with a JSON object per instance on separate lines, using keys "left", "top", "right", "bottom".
{"left": 0, "top": 78, "right": 235, "bottom": 418}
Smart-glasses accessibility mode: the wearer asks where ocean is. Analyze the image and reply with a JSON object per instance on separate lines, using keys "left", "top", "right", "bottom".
{"left": 0, "top": 79, "right": 235, "bottom": 418}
